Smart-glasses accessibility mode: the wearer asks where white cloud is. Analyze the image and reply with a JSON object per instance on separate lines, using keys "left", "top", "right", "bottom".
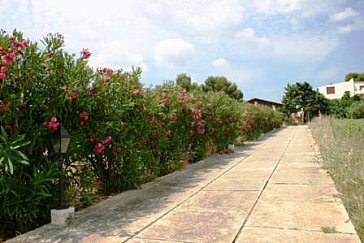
{"left": 268, "top": 35, "right": 338, "bottom": 60}
{"left": 212, "top": 58, "right": 228, "bottom": 68}
{"left": 331, "top": 8, "right": 358, "bottom": 22}
{"left": 154, "top": 38, "right": 196, "bottom": 67}
{"left": 232, "top": 30, "right": 338, "bottom": 61}
{"left": 89, "top": 41, "right": 147, "bottom": 71}
{"left": 338, "top": 25, "right": 353, "bottom": 33}
{"left": 252, "top": 0, "right": 303, "bottom": 15}
{"left": 235, "top": 28, "right": 269, "bottom": 48}
{"left": 182, "top": 0, "right": 243, "bottom": 29}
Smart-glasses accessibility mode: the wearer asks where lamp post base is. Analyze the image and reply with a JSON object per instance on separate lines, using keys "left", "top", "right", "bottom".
{"left": 51, "top": 207, "right": 75, "bottom": 225}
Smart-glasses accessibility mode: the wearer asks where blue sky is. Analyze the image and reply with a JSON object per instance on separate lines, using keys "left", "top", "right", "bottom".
{"left": 1, "top": 0, "right": 364, "bottom": 102}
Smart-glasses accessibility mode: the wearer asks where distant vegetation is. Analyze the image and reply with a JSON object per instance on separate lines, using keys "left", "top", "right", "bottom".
{"left": 345, "top": 72, "right": 364, "bottom": 82}
{"left": 281, "top": 81, "right": 329, "bottom": 121}
{"left": 175, "top": 73, "right": 244, "bottom": 101}
{"left": 282, "top": 80, "right": 364, "bottom": 121}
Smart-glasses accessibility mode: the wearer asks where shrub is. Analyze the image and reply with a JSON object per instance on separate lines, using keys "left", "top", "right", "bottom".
{"left": 0, "top": 29, "right": 283, "bottom": 238}
{"left": 347, "top": 100, "right": 364, "bottom": 119}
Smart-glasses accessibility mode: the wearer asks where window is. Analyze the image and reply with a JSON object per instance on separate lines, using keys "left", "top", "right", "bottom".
{"left": 326, "top": 86, "right": 335, "bottom": 94}
{"left": 360, "top": 85, "right": 364, "bottom": 91}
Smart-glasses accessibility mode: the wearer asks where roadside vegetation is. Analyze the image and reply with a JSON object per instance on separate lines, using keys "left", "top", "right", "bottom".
{"left": 310, "top": 117, "right": 364, "bottom": 240}
{"left": 0, "top": 30, "right": 283, "bottom": 240}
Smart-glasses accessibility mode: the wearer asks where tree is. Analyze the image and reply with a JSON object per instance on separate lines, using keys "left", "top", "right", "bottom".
{"left": 328, "top": 91, "right": 362, "bottom": 118}
{"left": 201, "top": 76, "right": 243, "bottom": 101}
{"left": 176, "top": 73, "right": 200, "bottom": 92}
{"left": 345, "top": 72, "right": 364, "bottom": 81}
{"left": 282, "top": 81, "right": 329, "bottom": 121}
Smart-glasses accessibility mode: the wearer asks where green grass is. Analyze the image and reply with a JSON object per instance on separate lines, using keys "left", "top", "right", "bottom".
{"left": 310, "top": 117, "right": 364, "bottom": 241}
{"left": 321, "top": 226, "right": 337, "bottom": 234}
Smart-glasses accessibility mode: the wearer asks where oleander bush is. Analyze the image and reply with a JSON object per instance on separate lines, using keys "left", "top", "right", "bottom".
{"left": 0, "top": 30, "right": 283, "bottom": 239}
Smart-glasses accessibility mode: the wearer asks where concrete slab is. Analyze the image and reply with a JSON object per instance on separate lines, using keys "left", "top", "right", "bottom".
{"left": 246, "top": 198, "right": 356, "bottom": 233}
{"left": 179, "top": 190, "right": 260, "bottom": 211}
{"left": 204, "top": 174, "right": 268, "bottom": 191}
{"left": 270, "top": 167, "right": 335, "bottom": 185}
{"left": 236, "top": 227, "right": 361, "bottom": 243}
{"left": 128, "top": 238, "right": 188, "bottom": 243}
{"left": 260, "top": 184, "right": 340, "bottom": 203}
{"left": 136, "top": 210, "right": 243, "bottom": 242}
{"left": 235, "top": 160, "right": 278, "bottom": 171}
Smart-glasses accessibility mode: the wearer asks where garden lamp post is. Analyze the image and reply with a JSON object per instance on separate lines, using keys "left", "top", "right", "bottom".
{"left": 51, "top": 125, "right": 71, "bottom": 209}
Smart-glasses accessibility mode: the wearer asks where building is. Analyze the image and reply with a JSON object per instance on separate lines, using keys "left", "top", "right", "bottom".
{"left": 318, "top": 79, "right": 364, "bottom": 99}
{"left": 246, "top": 98, "right": 282, "bottom": 110}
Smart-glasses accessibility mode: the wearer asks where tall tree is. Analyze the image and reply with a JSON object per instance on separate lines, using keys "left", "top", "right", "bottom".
{"left": 201, "top": 76, "right": 243, "bottom": 101}
{"left": 282, "top": 81, "right": 329, "bottom": 120}
{"left": 345, "top": 72, "right": 364, "bottom": 81}
{"left": 176, "top": 73, "right": 200, "bottom": 92}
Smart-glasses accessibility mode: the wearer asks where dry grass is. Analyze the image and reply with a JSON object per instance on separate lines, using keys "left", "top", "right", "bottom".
{"left": 310, "top": 117, "right": 364, "bottom": 241}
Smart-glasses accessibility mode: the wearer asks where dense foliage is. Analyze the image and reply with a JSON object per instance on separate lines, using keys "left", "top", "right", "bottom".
{"left": 345, "top": 72, "right": 364, "bottom": 82}
{"left": 282, "top": 81, "right": 329, "bottom": 121}
{"left": 175, "top": 73, "right": 200, "bottom": 92}
{"left": 0, "top": 30, "right": 283, "bottom": 239}
{"left": 201, "top": 76, "right": 244, "bottom": 101}
{"left": 328, "top": 91, "right": 363, "bottom": 118}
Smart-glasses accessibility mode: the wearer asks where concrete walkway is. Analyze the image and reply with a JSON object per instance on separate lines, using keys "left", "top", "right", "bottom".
{"left": 8, "top": 126, "right": 361, "bottom": 243}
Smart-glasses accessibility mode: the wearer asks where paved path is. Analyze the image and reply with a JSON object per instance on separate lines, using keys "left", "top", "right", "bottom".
{"left": 8, "top": 126, "right": 361, "bottom": 243}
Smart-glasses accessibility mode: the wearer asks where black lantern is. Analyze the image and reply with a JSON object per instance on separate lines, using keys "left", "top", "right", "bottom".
{"left": 51, "top": 126, "right": 71, "bottom": 154}
{"left": 51, "top": 125, "right": 71, "bottom": 209}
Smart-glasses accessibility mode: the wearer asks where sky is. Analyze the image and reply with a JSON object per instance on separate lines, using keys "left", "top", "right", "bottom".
{"left": 1, "top": 0, "right": 364, "bottom": 102}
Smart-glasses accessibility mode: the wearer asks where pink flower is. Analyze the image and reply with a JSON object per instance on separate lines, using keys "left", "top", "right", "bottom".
{"left": 81, "top": 48, "right": 91, "bottom": 59}
{"left": 158, "top": 120, "right": 164, "bottom": 127}
{"left": 61, "top": 85, "right": 68, "bottom": 92}
{"left": 226, "top": 149, "right": 234, "bottom": 154}
{"left": 94, "top": 143, "right": 105, "bottom": 154}
{"left": 191, "top": 109, "right": 202, "bottom": 119}
{"left": 188, "top": 130, "right": 195, "bottom": 137}
{"left": 178, "top": 96, "right": 185, "bottom": 103}
{"left": 1, "top": 55, "right": 12, "bottom": 65}
{"left": 0, "top": 102, "right": 10, "bottom": 112}
{"left": 103, "top": 75, "right": 109, "bottom": 83}
{"left": 197, "top": 121, "right": 205, "bottom": 127}
{"left": 102, "top": 135, "right": 112, "bottom": 145}
{"left": 89, "top": 134, "right": 98, "bottom": 143}
{"left": 79, "top": 111, "right": 89, "bottom": 125}
{"left": 0, "top": 72, "right": 5, "bottom": 79}
{"left": 1, "top": 66, "right": 6, "bottom": 73}
{"left": 111, "top": 146, "right": 120, "bottom": 154}
{"left": 198, "top": 127, "right": 205, "bottom": 135}
{"left": 43, "top": 116, "right": 60, "bottom": 131}
{"left": 0, "top": 47, "right": 3, "bottom": 54}
{"left": 149, "top": 113, "right": 156, "bottom": 121}
{"left": 164, "top": 130, "right": 172, "bottom": 137}
{"left": 68, "top": 93, "right": 77, "bottom": 101}
{"left": 171, "top": 113, "right": 178, "bottom": 121}
{"left": 162, "top": 97, "right": 169, "bottom": 105}
{"left": 132, "top": 89, "right": 141, "bottom": 96}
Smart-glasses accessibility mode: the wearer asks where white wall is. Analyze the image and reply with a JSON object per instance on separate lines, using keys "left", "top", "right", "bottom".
{"left": 353, "top": 81, "right": 364, "bottom": 96}
{"left": 318, "top": 80, "right": 355, "bottom": 99}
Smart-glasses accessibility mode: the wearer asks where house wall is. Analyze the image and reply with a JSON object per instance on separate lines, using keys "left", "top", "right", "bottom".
{"left": 353, "top": 81, "right": 364, "bottom": 96}
{"left": 318, "top": 80, "right": 355, "bottom": 99}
